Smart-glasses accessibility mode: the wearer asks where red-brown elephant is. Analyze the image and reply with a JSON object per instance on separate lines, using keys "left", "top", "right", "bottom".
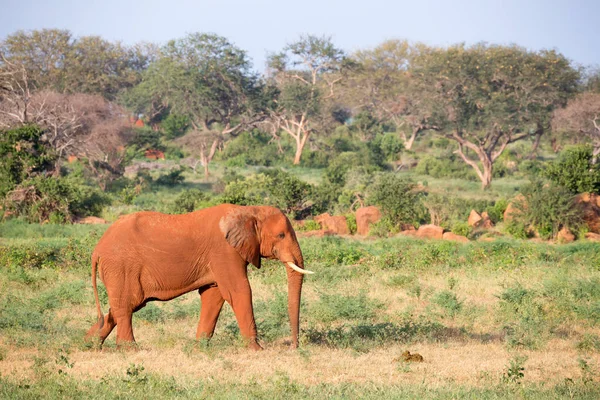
{"left": 85, "top": 204, "right": 312, "bottom": 350}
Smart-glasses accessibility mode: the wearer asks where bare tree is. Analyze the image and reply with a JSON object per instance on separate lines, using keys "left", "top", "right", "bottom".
{"left": 553, "top": 92, "right": 600, "bottom": 163}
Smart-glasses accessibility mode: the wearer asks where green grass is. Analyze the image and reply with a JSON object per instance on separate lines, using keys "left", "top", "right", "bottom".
{"left": 1, "top": 228, "right": 600, "bottom": 397}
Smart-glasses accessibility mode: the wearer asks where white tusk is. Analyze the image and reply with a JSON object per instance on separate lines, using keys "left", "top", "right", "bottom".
{"left": 286, "top": 262, "right": 314, "bottom": 275}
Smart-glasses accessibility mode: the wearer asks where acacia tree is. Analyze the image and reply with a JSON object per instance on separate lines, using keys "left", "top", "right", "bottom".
{"left": 125, "top": 33, "right": 265, "bottom": 177}
{"left": 0, "top": 29, "right": 72, "bottom": 91}
{"left": 553, "top": 92, "right": 600, "bottom": 163}
{"left": 1, "top": 29, "right": 151, "bottom": 100}
{"left": 267, "top": 35, "right": 345, "bottom": 164}
{"left": 414, "top": 44, "right": 579, "bottom": 189}
{"left": 346, "top": 39, "right": 438, "bottom": 149}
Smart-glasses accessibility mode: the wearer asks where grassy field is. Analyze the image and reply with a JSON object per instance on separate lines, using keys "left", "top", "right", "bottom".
{"left": 1, "top": 222, "right": 599, "bottom": 399}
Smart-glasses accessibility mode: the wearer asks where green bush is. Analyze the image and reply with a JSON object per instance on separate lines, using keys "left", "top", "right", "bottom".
{"left": 368, "top": 174, "right": 427, "bottom": 228}
{"left": 171, "top": 189, "right": 206, "bottom": 213}
{"left": 432, "top": 290, "right": 463, "bottom": 317}
{"left": 222, "top": 170, "right": 311, "bottom": 217}
{"left": 0, "top": 125, "right": 55, "bottom": 197}
{"left": 415, "top": 154, "right": 477, "bottom": 181}
{"left": 217, "top": 130, "right": 285, "bottom": 167}
{"left": 3, "top": 175, "right": 111, "bottom": 223}
{"left": 161, "top": 114, "right": 190, "bottom": 139}
{"left": 511, "top": 181, "right": 583, "bottom": 240}
{"left": 544, "top": 145, "right": 600, "bottom": 194}
{"left": 154, "top": 168, "right": 185, "bottom": 187}
{"left": 311, "top": 292, "right": 384, "bottom": 323}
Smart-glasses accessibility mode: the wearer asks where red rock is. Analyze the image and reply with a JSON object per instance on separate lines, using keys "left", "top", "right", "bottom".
{"left": 399, "top": 229, "right": 418, "bottom": 236}
{"left": 442, "top": 232, "right": 469, "bottom": 243}
{"left": 468, "top": 210, "right": 482, "bottom": 227}
{"left": 314, "top": 213, "right": 349, "bottom": 235}
{"left": 416, "top": 224, "right": 444, "bottom": 240}
{"left": 556, "top": 227, "right": 575, "bottom": 243}
{"left": 355, "top": 206, "right": 382, "bottom": 236}
{"left": 576, "top": 193, "right": 600, "bottom": 233}
{"left": 298, "top": 230, "right": 334, "bottom": 238}
{"left": 585, "top": 232, "right": 600, "bottom": 242}
{"left": 76, "top": 216, "right": 108, "bottom": 224}
{"left": 145, "top": 149, "right": 165, "bottom": 160}
{"left": 480, "top": 211, "right": 495, "bottom": 228}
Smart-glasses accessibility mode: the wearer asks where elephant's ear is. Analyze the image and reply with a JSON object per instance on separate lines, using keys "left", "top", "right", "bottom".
{"left": 219, "top": 208, "right": 261, "bottom": 268}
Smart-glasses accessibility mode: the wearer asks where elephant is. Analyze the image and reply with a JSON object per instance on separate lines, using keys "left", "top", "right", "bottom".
{"left": 85, "top": 204, "right": 313, "bottom": 350}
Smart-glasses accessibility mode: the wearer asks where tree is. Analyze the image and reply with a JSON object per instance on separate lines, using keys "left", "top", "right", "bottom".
{"left": 413, "top": 44, "right": 579, "bottom": 189}
{"left": 0, "top": 29, "right": 72, "bottom": 91}
{"left": 553, "top": 92, "right": 600, "bottom": 163}
{"left": 63, "top": 36, "right": 140, "bottom": 99}
{"left": 346, "top": 39, "right": 437, "bottom": 150}
{"left": 125, "top": 33, "right": 264, "bottom": 177}
{"left": 267, "top": 35, "right": 345, "bottom": 164}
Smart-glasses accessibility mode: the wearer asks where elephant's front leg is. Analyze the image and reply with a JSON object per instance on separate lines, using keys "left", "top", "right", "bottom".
{"left": 216, "top": 276, "right": 262, "bottom": 350}
{"left": 197, "top": 284, "right": 225, "bottom": 340}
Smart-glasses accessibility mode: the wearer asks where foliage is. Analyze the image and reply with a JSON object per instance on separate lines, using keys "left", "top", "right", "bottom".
{"left": 171, "top": 189, "right": 206, "bottom": 214}
{"left": 544, "top": 145, "right": 600, "bottom": 194}
{"left": 0, "top": 125, "right": 55, "bottom": 197}
{"left": 161, "top": 114, "right": 190, "bottom": 139}
{"left": 415, "top": 154, "right": 476, "bottom": 181}
{"left": 3, "top": 175, "right": 111, "bottom": 223}
{"left": 217, "top": 130, "right": 285, "bottom": 166}
{"left": 368, "top": 173, "right": 427, "bottom": 227}
{"left": 311, "top": 292, "right": 384, "bottom": 323}
{"left": 221, "top": 169, "right": 311, "bottom": 217}
{"left": 502, "top": 355, "right": 527, "bottom": 384}
{"left": 512, "top": 181, "right": 583, "bottom": 239}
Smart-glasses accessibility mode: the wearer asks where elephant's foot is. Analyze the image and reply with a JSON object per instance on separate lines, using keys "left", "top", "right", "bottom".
{"left": 247, "top": 338, "right": 263, "bottom": 351}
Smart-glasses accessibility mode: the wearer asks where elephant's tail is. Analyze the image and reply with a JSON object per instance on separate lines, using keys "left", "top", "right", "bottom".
{"left": 91, "top": 253, "right": 104, "bottom": 330}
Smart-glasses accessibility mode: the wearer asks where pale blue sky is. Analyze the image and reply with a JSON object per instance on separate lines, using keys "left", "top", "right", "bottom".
{"left": 1, "top": 0, "right": 598, "bottom": 71}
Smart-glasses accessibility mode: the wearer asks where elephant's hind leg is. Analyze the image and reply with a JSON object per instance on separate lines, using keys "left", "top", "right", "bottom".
{"left": 85, "top": 309, "right": 116, "bottom": 344}
{"left": 197, "top": 285, "right": 225, "bottom": 340}
{"left": 113, "top": 307, "right": 136, "bottom": 348}
{"left": 98, "top": 309, "right": 117, "bottom": 344}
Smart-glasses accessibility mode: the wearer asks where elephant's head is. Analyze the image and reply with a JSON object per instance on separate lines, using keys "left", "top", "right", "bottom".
{"left": 219, "top": 205, "right": 312, "bottom": 348}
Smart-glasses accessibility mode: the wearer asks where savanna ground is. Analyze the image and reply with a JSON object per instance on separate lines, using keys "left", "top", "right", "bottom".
{"left": 1, "top": 219, "right": 600, "bottom": 399}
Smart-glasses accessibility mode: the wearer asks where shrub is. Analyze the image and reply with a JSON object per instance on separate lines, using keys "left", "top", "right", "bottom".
{"left": 432, "top": 290, "right": 463, "bottom": 317}
{"left": 0, "top": 125, "right": 55, "bottom": 197}
{"left": 172, "top": 189, "right": 206, "bottom": 213}
{"left": 368, "top": 173, "right": 427, "bottom": 228}
{"left": 161, "top": 114, "right": 190, "bottom": 139}
{"left": 154, "top": 168, "right": 185, "bottom": 187}
{"left": 222, "top": 170, "right": 311, "bottom": 217}
{"left": 3, "top": 175, "right": 111, "bottom": 223}
{"left": 511, "top": 181, "right": 583, "bottom": 239}
{"left": 217, "top": 130, "right": 285, "bottom": 167}
{"left": 311, "top": 292, "right": 384, "bottom": 323}
{"left": 414, "top": 154, "right": 477, "bottom": 181}
{"left": 544, "top": 145, "right": 600, "bottom": 194}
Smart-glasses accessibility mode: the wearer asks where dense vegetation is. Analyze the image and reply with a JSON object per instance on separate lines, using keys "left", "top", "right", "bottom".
{"left": 0, "top": 225, "right": 599, "bottom": 398}
{"left": 2, "top": 29, "right": 600, "bottom": 398}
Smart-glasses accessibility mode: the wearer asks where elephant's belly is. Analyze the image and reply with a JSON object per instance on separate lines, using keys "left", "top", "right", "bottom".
{"left": 141, "top": 265, "right": 215, "bottom": 302}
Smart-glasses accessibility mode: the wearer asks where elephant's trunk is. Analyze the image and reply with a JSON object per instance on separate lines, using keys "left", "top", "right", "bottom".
{"left": 285, "top": 243, "right": 305, "bottom": 348}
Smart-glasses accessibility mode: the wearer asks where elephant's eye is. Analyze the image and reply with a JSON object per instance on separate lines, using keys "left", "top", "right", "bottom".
{"left": 277, "top": 232, "right": 285, "bottom": 239}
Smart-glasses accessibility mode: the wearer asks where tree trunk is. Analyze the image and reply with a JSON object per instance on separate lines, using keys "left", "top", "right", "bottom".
{"left": 293, "top": 131, "right": 310, "bottom": 165}
{"left": 404, "top": 127, "right": 418, "bottom": 150}
{"left": 204, "top": 162, "right": 210, "bottom": 179}
{"left": 528, "top": 127, "right": 543, "bottom": 159}
{"left": 481, "top": 160, "right": 493, "bottom": 190}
